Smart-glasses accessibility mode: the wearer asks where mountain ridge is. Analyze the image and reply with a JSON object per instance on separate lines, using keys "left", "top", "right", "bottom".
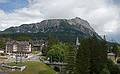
{"left": 2, "top": 17, "right": 95, "bottom": 34}
{"left": 0, "top": 17, "right": 100, "bottom": 42}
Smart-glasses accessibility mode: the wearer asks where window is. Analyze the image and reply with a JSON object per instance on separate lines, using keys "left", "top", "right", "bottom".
{"left": 13, "top": 44, "right": 17, "bottom": 52}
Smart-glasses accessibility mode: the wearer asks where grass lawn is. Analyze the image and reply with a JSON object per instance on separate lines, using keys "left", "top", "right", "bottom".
{"left": 8, "top": 62, "right": 56, "bottom": 74}
{"left": 32, "top": 51, "right": 40, "bottom": 55}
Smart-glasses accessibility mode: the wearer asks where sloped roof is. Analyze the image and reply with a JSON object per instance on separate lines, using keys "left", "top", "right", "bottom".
{"left": 6, "top": 41, "right": 30, "bottom": 46}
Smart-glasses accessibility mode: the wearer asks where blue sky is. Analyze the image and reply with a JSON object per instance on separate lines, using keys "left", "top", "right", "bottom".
{"left": 0, "top": 0, "right": 120, "bottom": 42}
{"left": 0, "top": 0, "right": 119, "bottom": 13}
{"left": 0, "top": 0, "right": 28, "bottom": 13}
{"left": 113, "top": 0, "right": 120, "bottom": 5}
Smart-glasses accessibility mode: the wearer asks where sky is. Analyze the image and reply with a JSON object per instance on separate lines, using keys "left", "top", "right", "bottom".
{"left": 0, "top": 0, "right": 120, "bottom": 42}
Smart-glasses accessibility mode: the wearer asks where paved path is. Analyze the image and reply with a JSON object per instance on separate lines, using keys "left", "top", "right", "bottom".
{"left": 28, "top": 55, "right": 40, "bottom": 61}
{"left": 0, "top": 72, "right": 7, "bottom": 74}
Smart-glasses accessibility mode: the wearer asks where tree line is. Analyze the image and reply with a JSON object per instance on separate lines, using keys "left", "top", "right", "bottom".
{"left": 45, "top": 35, "right": 120, "bottom": 74}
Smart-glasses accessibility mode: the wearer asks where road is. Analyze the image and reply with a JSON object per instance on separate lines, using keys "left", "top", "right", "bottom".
{"left": 0, "top": 52, "right": 42, "bottom": 63}
{"left": 0, "top": 72, "right": 7, "bottom": 74}
{"left": 28, "top": 55, "right": 40, "bottom": 62}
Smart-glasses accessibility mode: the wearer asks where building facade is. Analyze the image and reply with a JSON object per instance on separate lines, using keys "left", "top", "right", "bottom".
{"left": 30, "top": 40, "right": 47, "bottom": 51}
{"left": 6, "top": 41, "right": 32, "bottom": 57}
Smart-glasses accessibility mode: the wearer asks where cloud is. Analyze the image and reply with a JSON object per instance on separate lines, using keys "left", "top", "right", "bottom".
{"left": 0, "top": 7, "right": 44, "bottom": 30}
{"left": 0, "top": 0, "right": 120, "bottom": 41}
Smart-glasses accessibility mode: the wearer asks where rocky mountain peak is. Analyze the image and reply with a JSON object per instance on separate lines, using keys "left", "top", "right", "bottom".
{"left": 68, "top": 17, "right": 94, "bottom": 32}
{"left": 73, "top": 17, "right": 82, "bottom": 20}
{"left": 2, "top": 17, "right": 97, "bottom": 37}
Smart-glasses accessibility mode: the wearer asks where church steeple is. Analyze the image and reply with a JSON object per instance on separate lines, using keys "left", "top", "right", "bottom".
{"left": 76, "top": 37, "right": 80, "bottom": 50}
{"left": 76, "top": 37, "right": 80, "bottom": 46}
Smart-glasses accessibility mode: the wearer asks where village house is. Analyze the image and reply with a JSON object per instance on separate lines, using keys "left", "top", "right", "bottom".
{"left": 5, "top": 41, "right": 32, "bottom": 57}
{"left": 108, "top": 52, "right": 116, "bottom": 62}
{"left": 30, "top": 40, "right": 47, "bottom": 51}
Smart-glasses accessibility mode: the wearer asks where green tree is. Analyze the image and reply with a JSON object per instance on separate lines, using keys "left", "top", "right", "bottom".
{"left": 64, "top": 44, "right": 76, "bottom": 74}
{"left": 75, "top": 38, "right": 91, "bottom": 74}
{"left": 16, "top": 34, "right": 32, "bottom": 41}
{"left": 42, "top": 34, "right": 58, "bottom": 56}
{"left": 100, "top": 68, "right": 110, "bottom": 74}
{"left": 47, "top": 43, "right": 68, "bottom": 62}
{"left": 89, "top": 35, "right": 107, "bottom": 74}
{"left": 75, "top": 35, "right": 108, "bottom": 74}
{"left": 0, "top": 40, "right": 5, "bottom": 48}
{"left": 107, "top": 59, "right": 120, "bottom": 74}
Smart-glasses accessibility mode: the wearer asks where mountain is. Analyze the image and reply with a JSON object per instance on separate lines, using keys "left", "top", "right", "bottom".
{"left": 1, "top": 17, "right": 100, "bottom": 42}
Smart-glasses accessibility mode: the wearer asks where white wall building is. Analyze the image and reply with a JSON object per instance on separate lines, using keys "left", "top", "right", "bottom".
{"left": 6, "top": 41, "right": 32, "bottom": 57}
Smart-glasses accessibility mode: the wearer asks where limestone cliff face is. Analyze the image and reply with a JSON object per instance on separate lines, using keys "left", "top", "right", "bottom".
{"left": 2, "top": 17, "right": 100, "bottom": 41}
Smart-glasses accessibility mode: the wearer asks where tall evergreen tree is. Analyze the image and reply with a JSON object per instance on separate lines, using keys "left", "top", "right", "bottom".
{"left": 42, "top": 33, "right": 58, "bottom": 55}
{"left": 89, "top": 35, "right": 107, "bottom": 74}
{"left": 64, "top": 44, "right": 76, "bottom": 74}
{"left": 75, "top": 35, "right": 107, "bottom": 74}
{"left": 75, "top": 38, "right": 91, "bottom": 74}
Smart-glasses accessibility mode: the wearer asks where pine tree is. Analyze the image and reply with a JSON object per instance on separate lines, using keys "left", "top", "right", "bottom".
{"left": 75, "top": 38, "right": 91, "bottom": 74}
{"left": 89, "top": 35, "right": 107, "bottom": 74}
{"left": 75, "top": 35, "right": 108, "bottom": 74}
{"left": 42, "top": 33, "right": 58, "bottom": 56}
{"left": 64, "top": 44, "right": 76, "bottom": 74}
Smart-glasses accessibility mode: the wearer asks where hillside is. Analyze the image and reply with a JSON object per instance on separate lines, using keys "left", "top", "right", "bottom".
{"left": 0, "top": 17, "right": 100, "bottom": 42}
{"left": 8, "top": 62, "right": 56, "bottom": 74}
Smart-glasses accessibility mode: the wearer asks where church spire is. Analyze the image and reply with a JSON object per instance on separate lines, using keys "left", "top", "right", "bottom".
{"left": 76, "top": 37, "right": 80, "bottom": 46}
